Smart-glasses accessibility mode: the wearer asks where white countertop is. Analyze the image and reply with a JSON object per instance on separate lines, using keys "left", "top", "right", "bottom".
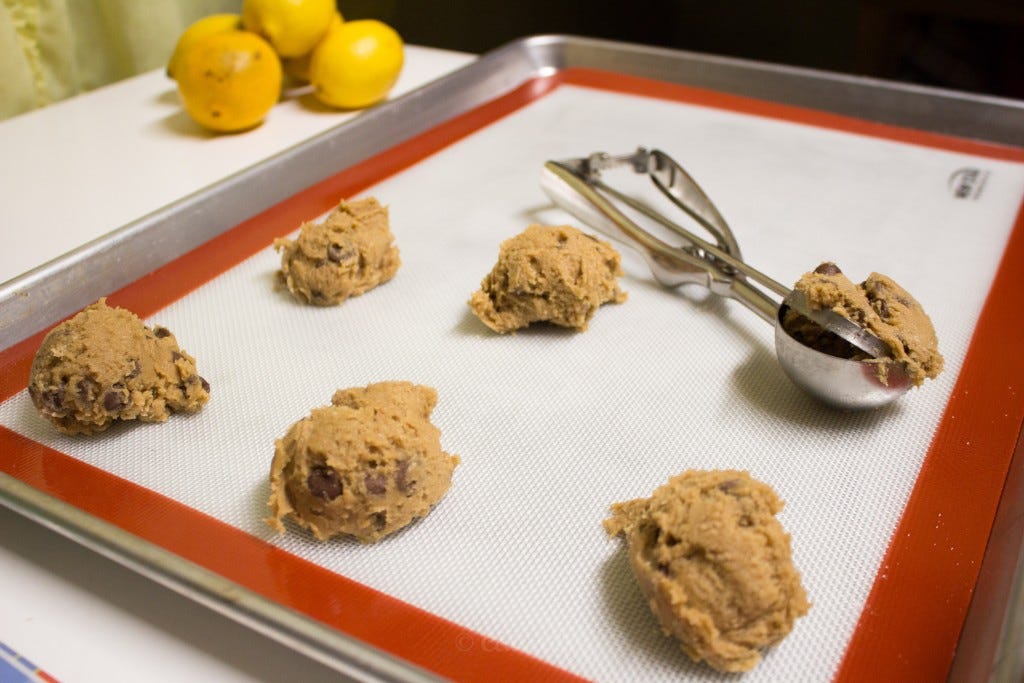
{"left": 0, "top": 44, "right": 474, "bottom": 683}
{"left": 0, "top": 45, "right": 474, "bottom": 286}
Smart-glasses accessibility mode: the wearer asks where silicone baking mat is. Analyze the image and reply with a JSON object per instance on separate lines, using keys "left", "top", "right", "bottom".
{"left": 2, "top": 68, "right": 1024, "bottom": 682}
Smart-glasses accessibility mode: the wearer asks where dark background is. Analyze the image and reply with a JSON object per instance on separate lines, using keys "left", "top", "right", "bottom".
{"left": 339, "top": 0, "right": 1023, "bottom": 100}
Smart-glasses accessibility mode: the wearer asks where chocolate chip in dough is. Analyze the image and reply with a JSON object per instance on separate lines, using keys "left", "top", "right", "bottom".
{"left": 40, "top": 389, "right": 65, "bottom": 413}
{"left": 718, "top": 478, "right": 740, "bottom": 493}
{"left": 396, "top": 459, "right": 413, "bottom": 494}
{"left": 103, "top": 389, "right": 126, "bottom": 412}
{"left": 308, "top": 465, "right": 342, "bottom": 501}
{"left": 365, "top": 473, "right": 387, "bottom": 495}
{"left": 327, "top": 243, "right": 355, "bottom": 264}
{"left": 874, "top": 298, "right": 891, "bottom": 319}
{"left": 76, "top": 378, "right": 96, "bottom": 404}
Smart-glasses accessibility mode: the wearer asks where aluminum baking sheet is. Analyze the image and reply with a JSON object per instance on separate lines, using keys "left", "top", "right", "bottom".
{"left": 2, "top": 36, "right": 1024, "bottom": 683}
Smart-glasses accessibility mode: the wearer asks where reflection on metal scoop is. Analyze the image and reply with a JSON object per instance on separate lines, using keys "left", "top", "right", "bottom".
{"left": 540, "top": 148, "right": 910, "bottom": 409}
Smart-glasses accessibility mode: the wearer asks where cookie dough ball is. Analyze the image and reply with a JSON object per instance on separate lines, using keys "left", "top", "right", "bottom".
{"left": 785, "top": 262, "right": 943, "bottom": 386}
{"left": 268, "top": 381, "right": 459, "bottom": 543}
{"left": 604, "top": 470, "right": 809, "bottom": 673}
{"left": 469, "top": 224, "right": 626, "bottom": 333}
{"left": 275, "top": 197, "right": 400, "bottom": 306}
{"left": 28, "top": 299, "right": 210, "bottom": 435}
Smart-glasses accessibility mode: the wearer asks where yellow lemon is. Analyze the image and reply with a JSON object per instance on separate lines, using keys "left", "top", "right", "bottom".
{"left": 309, "top": 19, "right": 404, "bottom": 109}
{"left": 242, "top": 0, "right": 335, "bottom": 58}
{"left": 166, "top": 13, "right": 241, "bottom": 79}
{"left": 176, "top": 30, "right": 283, "bottom": 132}
{"left": 281, "top": 11, "right": 343, "bottom": 84}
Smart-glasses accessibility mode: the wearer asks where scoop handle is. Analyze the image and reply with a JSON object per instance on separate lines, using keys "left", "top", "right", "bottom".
{"left": 542, "top": 160, "right": 783, "bottom": 323}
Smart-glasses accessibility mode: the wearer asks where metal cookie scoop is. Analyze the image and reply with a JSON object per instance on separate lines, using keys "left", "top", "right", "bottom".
{"left": 540, "top": 148, "right": 910, "bottom": 409}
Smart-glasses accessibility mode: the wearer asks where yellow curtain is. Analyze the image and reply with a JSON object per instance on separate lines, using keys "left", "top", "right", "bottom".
{"left": 0, "top": 0, "right": 241, "bottom": 120}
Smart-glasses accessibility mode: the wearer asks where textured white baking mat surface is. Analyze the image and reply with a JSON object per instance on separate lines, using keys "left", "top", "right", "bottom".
{"left": 3, "top": 84, "right": 1024, "bottom": 682}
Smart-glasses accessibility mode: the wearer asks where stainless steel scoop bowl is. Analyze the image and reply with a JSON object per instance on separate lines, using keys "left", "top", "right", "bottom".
{"left": 540, "top": 148, "right": 911, "bottom": 410}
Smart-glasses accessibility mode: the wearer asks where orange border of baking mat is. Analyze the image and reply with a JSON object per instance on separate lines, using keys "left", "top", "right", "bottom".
{"left": 2, "top": 67, "right": 1024, "bottom": 681}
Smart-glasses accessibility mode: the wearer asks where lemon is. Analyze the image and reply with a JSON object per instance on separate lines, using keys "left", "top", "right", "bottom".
{"left": 242, "top": 0, "right": 336, "bottom": 58}
{"left": 281, "top": 11, "right": 343, "bottom": 84}
{"left": 310, "top": 19, "right": 404, "bottom": 109}
{"left": 166, "top": 13, "right": 241, "bottom": 79}
{"left": 176, "top": 30, "right": 283, "bottom": 132}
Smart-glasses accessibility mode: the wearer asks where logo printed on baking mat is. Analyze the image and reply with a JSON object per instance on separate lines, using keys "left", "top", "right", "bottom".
{"left": 948, "top": 167, "right": 989, "bottom": 200}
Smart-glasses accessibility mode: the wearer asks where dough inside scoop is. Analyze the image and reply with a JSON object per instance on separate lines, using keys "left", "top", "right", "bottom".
{"left": 783, "top": 262, "right": 944, "bottom": 386}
